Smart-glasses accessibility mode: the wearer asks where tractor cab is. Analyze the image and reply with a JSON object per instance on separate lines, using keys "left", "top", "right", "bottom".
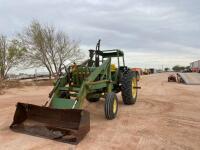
{"left": 99, "top": 50, "right": 127, "bottom": 80}
{"left": 98, "top": 49, "right": 125, "bottom": 67}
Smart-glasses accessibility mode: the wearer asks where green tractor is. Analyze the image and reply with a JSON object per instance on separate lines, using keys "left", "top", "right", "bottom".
{"left": 10, "top": 40, "right": 139, "bottom": 144}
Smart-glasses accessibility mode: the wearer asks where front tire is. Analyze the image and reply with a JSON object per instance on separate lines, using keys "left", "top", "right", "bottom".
{"left": 104, "top": 92, "right": 118, "bottom": 120}
{"left": 121, "top": 71, "right": 138, "bottom": 105}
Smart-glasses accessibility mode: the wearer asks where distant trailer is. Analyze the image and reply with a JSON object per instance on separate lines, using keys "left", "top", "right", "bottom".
{"left": 177, "top": 73, "right": 200, "bottom": 85}
{"left": 149, "top": 68, "right": 156, "bottom": 74}
{"left": 190, "top": 60, "right": 200, "bottom": 73}
{"left": 132, "top": 68, "right": 142, "bottom": 75}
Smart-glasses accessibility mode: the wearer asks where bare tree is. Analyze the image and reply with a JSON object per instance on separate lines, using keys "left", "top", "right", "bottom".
{"left": 19, "top": 20, "right": 83, "bottom": 78}
{"left": 0, "top": 36, "right": 6, "bottom": 79}
{"left": 0, "top": 35, "right": 25, "bottom": 79}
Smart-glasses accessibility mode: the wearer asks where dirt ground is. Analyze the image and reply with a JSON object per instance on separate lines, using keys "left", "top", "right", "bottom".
{"left": 0, "top": 73, "right": 200, "bottom": 150}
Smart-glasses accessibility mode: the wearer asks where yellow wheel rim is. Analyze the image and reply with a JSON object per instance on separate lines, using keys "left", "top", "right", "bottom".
{"left": 113, "top": 98, "right": 117, "bottom": 114}
{"left": 132, "top": 78, "right": 137, "bottom": 98}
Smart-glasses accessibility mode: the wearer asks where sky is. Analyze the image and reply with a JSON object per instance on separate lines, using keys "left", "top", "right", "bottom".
{"left": 1, "top": 0, "right": 200, "bottom": 73}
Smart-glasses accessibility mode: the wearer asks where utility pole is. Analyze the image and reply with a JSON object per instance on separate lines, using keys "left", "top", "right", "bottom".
{"left": 35, "top": 69, "right": 37, "bottom": 80}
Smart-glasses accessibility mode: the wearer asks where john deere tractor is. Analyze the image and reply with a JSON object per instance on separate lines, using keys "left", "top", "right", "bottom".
{"left": 10, "top": 40, "right": 139, "bottom": 144}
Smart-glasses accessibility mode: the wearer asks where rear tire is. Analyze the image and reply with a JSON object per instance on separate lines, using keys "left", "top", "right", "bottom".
{"left": 121, "top": 71, "right": 138, "bottom": 105}
{"left": 104, "top": 92, "right": 118, "bottom": 120}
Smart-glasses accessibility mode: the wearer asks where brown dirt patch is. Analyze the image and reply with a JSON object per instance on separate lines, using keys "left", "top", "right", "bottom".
{"left": 0, "top": 73, "right": 200, "bottom": 149}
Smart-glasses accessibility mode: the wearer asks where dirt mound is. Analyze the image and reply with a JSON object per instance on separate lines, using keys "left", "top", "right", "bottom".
{"left": 0, "top": 79, "right": 53, "bottom": 95}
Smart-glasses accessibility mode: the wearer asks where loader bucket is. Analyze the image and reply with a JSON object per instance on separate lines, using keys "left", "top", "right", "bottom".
{"left": 10, "top": 102, "right": 90, "bottom": 144}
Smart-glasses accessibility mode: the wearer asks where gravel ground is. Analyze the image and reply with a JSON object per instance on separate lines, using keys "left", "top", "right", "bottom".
{"left": 0, "top": 73, "right": 200, "bottom": 150}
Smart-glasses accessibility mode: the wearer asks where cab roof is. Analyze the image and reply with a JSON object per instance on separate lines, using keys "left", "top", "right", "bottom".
{"left": 97, "top": 49, "right": 124, "bottom": 58}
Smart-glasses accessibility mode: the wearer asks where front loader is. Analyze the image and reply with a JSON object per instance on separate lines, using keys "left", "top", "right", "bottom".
{"left": 10, "top": 40, "right": 139, "bottom": 144}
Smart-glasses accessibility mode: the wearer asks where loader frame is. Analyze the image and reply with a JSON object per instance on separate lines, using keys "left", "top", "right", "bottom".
{"left": 49, "top": 50, "right": 125, "bottom": 109}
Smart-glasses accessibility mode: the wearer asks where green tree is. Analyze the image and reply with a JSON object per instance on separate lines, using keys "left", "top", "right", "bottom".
{"left": 0, "top": 35, "right": 26, "bottom": 79}
{"left": 172, "top": 65, "right": 185, "bottom": 72}
{"left": 185, "top": 66, "right": 190, "bottom": 70}
{"left": 164, "top": 67, "right": 170, "bottom": 72}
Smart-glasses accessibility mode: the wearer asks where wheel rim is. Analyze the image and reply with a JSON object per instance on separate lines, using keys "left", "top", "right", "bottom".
{"left": 113, "top": 98, "right": 117, "bottom": 114}
{"left": 132, "top": 78, "right": 137, "bottom": 98}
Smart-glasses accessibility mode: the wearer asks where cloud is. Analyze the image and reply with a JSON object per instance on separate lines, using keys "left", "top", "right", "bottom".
{"left": 0, "top": 0, "right": 200, "bottom": 69}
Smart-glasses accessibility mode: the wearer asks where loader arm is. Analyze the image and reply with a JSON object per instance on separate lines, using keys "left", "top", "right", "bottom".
{"left": 75, "top": 58, "right": 112, "bottom": 108}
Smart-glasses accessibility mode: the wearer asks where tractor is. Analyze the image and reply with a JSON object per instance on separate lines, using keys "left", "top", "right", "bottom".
{"left": 10, "top": 40, "right": 139, "bottom": 144}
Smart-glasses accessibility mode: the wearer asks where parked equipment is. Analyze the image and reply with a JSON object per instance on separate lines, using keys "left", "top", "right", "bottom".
{"left": 10, "top": 40, "right": 139, "bottom": 144}
{"left": 190, "top": 60, "right": 200, "bottom": 73}
{"left": 131, "top": 68, "right": 142, "bottom": 81}
{"left": 168, "top": 74, "right": 177, "bottom": 82}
